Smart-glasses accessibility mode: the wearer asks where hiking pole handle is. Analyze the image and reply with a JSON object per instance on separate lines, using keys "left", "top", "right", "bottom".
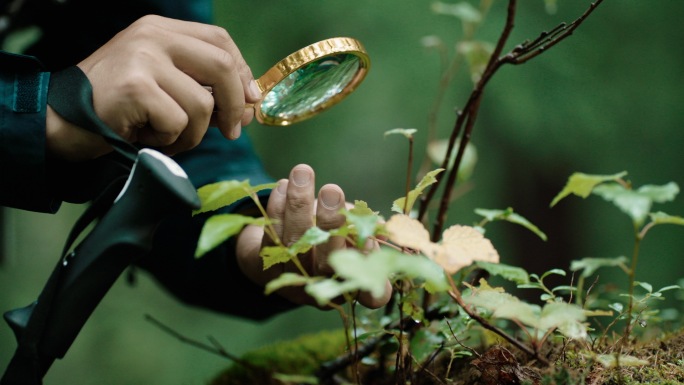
{"left": 2, "top": 149, "right": 200, "bottom": 384}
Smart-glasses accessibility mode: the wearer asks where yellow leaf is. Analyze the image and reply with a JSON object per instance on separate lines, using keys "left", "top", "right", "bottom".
{"left": 439, "top": 225, "right": 499, "bottom": 273}
{"left": 385, "top": 215, "right": 499, "bottom": 274}
{"left": 385, "top": 214, "right": 432, "bottom": 251}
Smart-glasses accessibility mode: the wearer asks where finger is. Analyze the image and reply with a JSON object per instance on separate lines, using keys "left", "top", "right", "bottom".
{"left": 357, "top": 282, "right": 393, "bottom": 309}
{"left": 263, "top": 179, "right": 288, "bottom": 247}
{"left": 282, "top": 165, "right": 316, "bottom": 247}
{"left": 159, "top": 32, "right": 245, "bottom": 138}
{"left": 138, "top": 16, "right": 261, "bottom": 101}
{"left": 236, "top": 224, "right": 269, "bottom": 285}
{"left": 152, "top": 71, "right": 215, "bottom": 154}
{"left": 314, "top": 184, "right": 346, "bottom": 275}
{"left": 115, "top": 80, "right": 188, "bottom": 148}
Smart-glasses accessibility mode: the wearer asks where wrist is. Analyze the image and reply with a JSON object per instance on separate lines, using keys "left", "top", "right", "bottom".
{"left": 46, "top": 106, "right": 110, "bottom": 161}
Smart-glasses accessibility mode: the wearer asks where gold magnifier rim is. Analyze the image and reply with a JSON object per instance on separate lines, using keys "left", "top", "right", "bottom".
{"left": 254, "top": 37, "right": 370, "bottom": 126}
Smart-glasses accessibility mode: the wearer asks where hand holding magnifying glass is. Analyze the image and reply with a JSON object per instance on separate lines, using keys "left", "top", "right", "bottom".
{"left": 250, "top": 37, "right": 370, "bottom": 126}
{"left": 46, "top": 18, "right": 369, "bottom": 161}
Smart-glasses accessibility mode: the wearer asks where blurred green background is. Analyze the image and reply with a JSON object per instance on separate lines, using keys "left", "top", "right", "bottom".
{"left": 2, "top": 1, "right": 684, "bottom": 384}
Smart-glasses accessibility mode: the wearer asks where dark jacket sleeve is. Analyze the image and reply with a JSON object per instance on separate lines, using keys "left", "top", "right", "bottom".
{"left": 0, "top": 51, "right": 60, "bottom": 213}
{"left": 136, "top": 129, "right": 299, "bottom": 320}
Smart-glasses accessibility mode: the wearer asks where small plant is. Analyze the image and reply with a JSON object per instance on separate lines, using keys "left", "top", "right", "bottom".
{"left": 163, "top": 1, "right": 684, "bottom": 384}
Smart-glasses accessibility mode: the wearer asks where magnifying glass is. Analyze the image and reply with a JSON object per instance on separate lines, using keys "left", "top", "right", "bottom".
{"left": 252, "top": 37, "right": 370, "bottom": 126}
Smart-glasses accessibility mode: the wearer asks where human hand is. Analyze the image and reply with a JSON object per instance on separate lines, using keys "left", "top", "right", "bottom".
{"left": 236, "top": 164, "right": 392, "bottom": 309}
{"left": 46, "top": 15, "right": 262, "bottom": 161}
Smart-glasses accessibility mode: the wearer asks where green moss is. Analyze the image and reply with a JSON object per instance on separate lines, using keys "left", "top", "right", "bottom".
{"left": 210, "top": 329, "right": 347, "bottom": 385}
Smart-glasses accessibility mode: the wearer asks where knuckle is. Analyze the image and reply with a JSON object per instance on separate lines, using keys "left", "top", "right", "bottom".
{"left": 127, "top": 18, "right": 164, "bottom": 40}
{"left": 316, "top": 213, "right": 344, "bottom": 230}
{"left": 286, "top": 194, "right": 310, "bottom": 212}
{"left": 212, "top": 49, "right": 236, "bottom": 73}
{"left": 195, "top": 90, "right": 216, "bottom": 116}
{"left": 206, "top": 25, "right": 232, "bottom": 44}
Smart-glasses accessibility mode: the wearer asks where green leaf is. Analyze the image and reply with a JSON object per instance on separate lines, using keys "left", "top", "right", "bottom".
{"left": 195, "top": 214, "right": 265, "bottom": 258}
{"left": 595, "top": 354, "right": 648, "bottom": 368}
{"left": 335, "top": 248, "right": 449, "bottom": 300}
{"left": 344, "top": 210, "right": 382, "bottom": 249}
{"left": 649, "top": 211, "right": 684, "bottom": 226}
{"left": 261, "top": 227, "right": 331, "bottom": 269}
{"left": 264, "top": 272, "right": 311, "bottom": 295}
{"left": 261, "top": 246, "right": 292, "bottom": 270}
{"left": 457, "top": 41, "right": 494, "bottom": 83}
{"left": 637, "top": 182, "right": 679, "bottom": 203}
{"left": 550, "top": 171, "right": 627, "bottom": 207}
{"left": 570, "top": 256, "right": 629, "bottom": 278}
{"left": 540, "top": 269, "right": 566, "bottom": 281}
{"left": 349, "top": 200, "right": 376, "bottom": 216}
{"left": 592, "top": 182, "right": 679, "bottom": 225}
{"left": 384, "top": 128, "right": 417, "bottom": 139}
{"left": 194, "top": 180, "right": 275, "bottom": 215}
{"left": 427, "top": 139, "right": 477, "bottom": 183}
{"left": 544, "top": 0, "right": 558, "bottom": 14}
{"left": 304, "top": 248, "right": 450, "bottom": 306}
{"left": 420, "top": 35, "right": 443, "bottom": 50}
{"left": 271, "top": 373, "right": 318, "bottom": 385}
{"left": 539, "top": 302, "right": 587, "bottom": 339}
{"left": 304, "top": 279, "right": 357, "bottom": 306}
{"left": 431, "top": 1, "right": 482, "bottom": 23}
{"left": 474, "top": 207, "right": 547, "bottom": 241}
{"left": 474, "top": 261, "right": 530, "bottom": 285}
{"left": 289, "top": 226, "right": 331, "bottom": 255}
{"left": 656, "top": 285, "right": 682, "bottom": 293}
{"left": 329, "top": 249, "right": 393, "bottom": 300}
{"left": 410, "top": 328, "right": 445, "bottom": 363}
{"left": 635, "top": 281, "right": 653, "bottom": 293}
{"left": 465, "top": 282, "right": 589, "bottom": 339}
{"left": 392, "top": 168, "right": 444, "bottom": 214}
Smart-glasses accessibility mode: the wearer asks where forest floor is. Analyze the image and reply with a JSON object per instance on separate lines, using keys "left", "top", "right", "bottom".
{"left": 210, "top": 326, "right": 684, "bottom": 385}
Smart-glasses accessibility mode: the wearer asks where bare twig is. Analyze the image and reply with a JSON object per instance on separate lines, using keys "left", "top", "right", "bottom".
{"left": 418, "top": 0, "right": 606, "bottom": 239}
{"left": 504, "top": 0, "right": 605, "bottom": 65}
{"left": 144, "top": 314, "right": 258, "bottom": 371}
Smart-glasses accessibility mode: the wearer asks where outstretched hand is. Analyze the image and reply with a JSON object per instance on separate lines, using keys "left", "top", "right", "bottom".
{"left": 236, "top": 164, "right": 392, "bottom": 309}
{"left": 46, "top": 15, "right": 261, "bottom": 161}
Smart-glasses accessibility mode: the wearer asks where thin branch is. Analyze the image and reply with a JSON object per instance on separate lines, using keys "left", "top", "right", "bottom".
{"left": 425, "top": 0, "right": 518, "bottom": 238}
{"left": 418, "top": 0, "right": 606, "bottom": 240}
{"left": 144, "top": 314, "right": 258, "bottom": 371}
{"left": 505, "top": 0, "right": 605, "bottom": 65}
{"left": 445, "top": 275, "right": 550, "bottom": 366}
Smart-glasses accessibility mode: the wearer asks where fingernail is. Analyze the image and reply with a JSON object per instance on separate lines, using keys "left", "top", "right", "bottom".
{"left": 248, "top": 80, "right": 262, "bottom": 101}
{"left": 229, "top": 122, "right": 242, "bottom": 139}
{"left": 292, "top": 167, "right": 311, "bottom": 187}
{"left": 320, "top": 188, "right": 341, "bottom": 210}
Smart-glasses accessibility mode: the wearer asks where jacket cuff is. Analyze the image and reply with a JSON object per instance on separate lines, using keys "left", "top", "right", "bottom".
{"left": 0, "top": 51, "right": 60, "bottom": 213}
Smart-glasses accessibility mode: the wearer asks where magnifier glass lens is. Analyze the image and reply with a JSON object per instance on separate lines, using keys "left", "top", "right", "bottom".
{"left": 259, "top": 53, "right": 361, "bottom": 122}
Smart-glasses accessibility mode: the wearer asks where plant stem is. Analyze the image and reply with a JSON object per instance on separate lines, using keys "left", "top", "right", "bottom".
{"left": 418, "top": 0, "right": 605, "bottom": 239}
{"left": 445, "top": 274, "right": 550, "bottom": 366}
{"left": 427, "top": 0, "right": 517, "bottom": 239}
{"left": 623, "top": 224, "right": 642, "bottom": 341}
{"left": 404, "top": 135, "right": 414, "bottom": 215}
{"left": 144, "top": 314, "right": 258, "bottom": 370}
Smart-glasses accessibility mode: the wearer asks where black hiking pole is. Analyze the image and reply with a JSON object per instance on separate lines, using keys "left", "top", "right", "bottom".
{"left": 1, "top": 148, "right": 200, "bottom": 384}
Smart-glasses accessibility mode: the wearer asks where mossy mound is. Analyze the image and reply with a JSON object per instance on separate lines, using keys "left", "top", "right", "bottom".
{"left": 210, "top": 329, "right": 684, "bottom": 385}
{"left": 210, "top": 329, "right": 347, "bottom": 385}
